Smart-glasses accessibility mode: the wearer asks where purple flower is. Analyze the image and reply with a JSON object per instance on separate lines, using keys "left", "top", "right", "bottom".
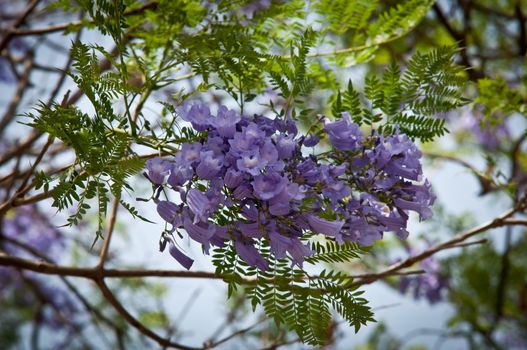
{"left": 252, "top": 172, "right": 287, "bottom": 200}
{"left": 260, "top": 140, "right": 279, "bottom": 165}
{"left": 399, "top": 243, "right": 449, "bottom": 303}
{"left": 287, "top": 238, "right": 313, "bottom": 267}
{"left": 212, "top": 105, "right": 240, "bottom": 137}
{"left": 233, "top": 184, "right": 253, "bottom": 200}
{"left": 205, "top": 136, "right": 228, "bottom": 156}
{"left": 275, "top": 134, "right": 296, "bottom": 158}
{"left": 167, "top": 165, "right": 193, "bottom": 187}
{"left": 460, "top": 109, "right": 510, "bottom": 151}
{"left": 394, "top": 181, "right": 436, "bottom": 220}
{"left": 178, "top": 102, "right": 212, "bottom": 131}
{"left": 307, "top": 214, "right": 345, "bottom": 240}
{"left": 237, "top": 150, "right": 267, "bottom": 175}
{"left": 168, "top": 241, "right": 194, "bottom": 270}
{"left": 196, "top": 151, "right": 224, "bottom": 179}
{"left": 187, "top": 188, "right": 216, "bottom": 223}
{"left": 145, "top": 101, "right": 435, "bottom": 270}
{"left": 229, "top": 123, "right": 265, "bottom": 155}
{"left": 234, "top": 239, "right": 269, "bottom": 270}
{"left": 382, "top": 134, "right": 422, "bottom": 181}
{"left": 157, "top": 200, "right": 180, "bottom": 225}
{"left": 183, "top": 217, "right": 217, "bottom": 247}
{"left": 325, "top": 112, "right": 362, "bottom": 151}
{"left": 146, "top": 157, "right": 171, "bottom": 185}
{"left": 268, "top": 229, "right": 290, "bottom": 259}
{"left": 377, "top": 212, "right": 409, "bottom": 239}
{"left": 303, "top": 134, "right": 319, "bottom": 147}
{"left": 296, "top": 158, "right": 321, "bottom": 185}
{"left": 177, "top": 142, "right": 202, "bottom": 165}
{"left": 238, "top": 222, "right": 265, "bottom": 238}
{"left": 224, "top": 168, "right": 244, "bottom": 188}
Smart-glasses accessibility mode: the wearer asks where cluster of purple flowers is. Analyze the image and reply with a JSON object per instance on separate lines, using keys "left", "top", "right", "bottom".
{"left": 399, "top": 242, "right": 449, "bottom": 303}
{"left": 146, "top": 102, "right": 436, "bottom": 270}
{"left": 0, "top": 205, "right": 78, "bottom": 328}
{"left": 236, "top": 0, "right": 271, "bottom": 21}
{"left": 460, "top": 109, "right": 510, "bottom": 151}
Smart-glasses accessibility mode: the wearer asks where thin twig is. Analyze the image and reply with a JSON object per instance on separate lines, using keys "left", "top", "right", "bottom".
{"left": 204, "top": 320, "right": 264, "bottom": 349}
{"left": 97, "top": 199, "right": 120, "bottom": 269}
{"left": 0, "top": 0, "right": 41, "bottom": 52}
{"left": 0, "top": 53, "right": 34, "bottom": 136}
{"left": 0, "top": 136, "right": 54, "bottom": 215}
{"left": 8, "top": 1, "right": 159, "bottom": 37}
{"left": 95, "top": 279, "right": 201, "bottom": 350}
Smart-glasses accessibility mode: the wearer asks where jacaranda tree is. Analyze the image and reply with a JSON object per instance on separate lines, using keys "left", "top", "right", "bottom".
{"left": 0, "top": 0, "right": 526, "bottom": 349}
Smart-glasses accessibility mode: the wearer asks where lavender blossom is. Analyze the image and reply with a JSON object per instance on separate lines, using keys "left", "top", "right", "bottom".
{"left": 252, "top": 172, "right": 287, "bottom": 200}
{"left": 168, "top": 242, "right": 194, "bottom": 270}
{"left": 325, "top": 112, "right": 362, "bottom": 151}
{"left": 234, "top": 239, "right": 269, "bottom": 270}
{"left": 178, "top": 102, "right": 212, "bottom": 131}
{"left": 146, "top": 157, "right": 172, "bottom": 185}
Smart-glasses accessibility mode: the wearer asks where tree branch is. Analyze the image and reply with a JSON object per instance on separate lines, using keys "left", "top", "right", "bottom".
{"left": 95, "top": 279, "right": 201, "bottom": 350}
{"left": 349, "top": 201, "right": 527, "bottom": 288}
{"left": 0, "top": 0, "right": 41, "bottom": 52}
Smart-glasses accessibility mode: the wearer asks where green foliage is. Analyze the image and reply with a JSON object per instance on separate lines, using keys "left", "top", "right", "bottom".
{"left": 316, "top": 0, "right": 379, "bottom": 35}
{"left": 441, "top": 235, "right": 527, "bottom": 348}
{"left": 77, "top": 0, "right": 126, "bottom": 43}
{"left": 366, "top": 0, "right": 434, "bottom": 44}
{"left": 269, "top": 29, "right": 318, "bottom": 111}
{"left": 475, "top": 77, "right": 525, "bottom": 120}
{"left": 25, "top": 42, "right": 151, "bottom": 240}
{"left": 324, "top": 0, "right": 434, "bottom": 66}
{"left": 213, "top": 240, "right": 374, "bottom": 345}
{"left": 306, "top": 240, "right": 364, "bottom": 264}
{"left": 331, "top": 46, "right": 467, "bottom": 141}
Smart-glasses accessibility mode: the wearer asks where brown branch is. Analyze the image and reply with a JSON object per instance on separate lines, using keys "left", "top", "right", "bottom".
{"left": 103, "top": 269, "right": 220, "bottom": 279}
{"left": 8, "top": 1, "right": 159, "bottom": 37}
{"left": 0, "top": 131, "right": 42, "bottom": 167}
{"left": 0, "top": 0, "right": 41, "bottom": 52}
{"left": 97, "top": 199, "right": 120, "bottom": 268}
{"left": 204, "top": 321, "right": 264, "bottom": 349}
{"left": 0, "top": 136, "right": 54, "bottom": 215}
{"left": 95, "top": 279, "right": 201, "bottom": 350}
{"left": 0, "top": 253, "right": 96, "bottom": 277}
{"left": 432, "top": 2, "right": 482, "bottom": 80}
{"left": 448, "top": 238, "right": 488, "bottom": 249}
{"left": 515, "top": 1, "right": 527, "bottom": 55}
{"left": 1, "top": 236, "right": 123, "bottom": 334}
{"left": 502, "top": 219, "right": 527, "bottom": 226}
{"left": 0, "top": 53, "right": 34, "bottom": 136}
{"left": 350, "top": 269, "right": 425, "bottom": 279}
{"left": 424, "top": 151, "right": 477, "bottom": 172}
